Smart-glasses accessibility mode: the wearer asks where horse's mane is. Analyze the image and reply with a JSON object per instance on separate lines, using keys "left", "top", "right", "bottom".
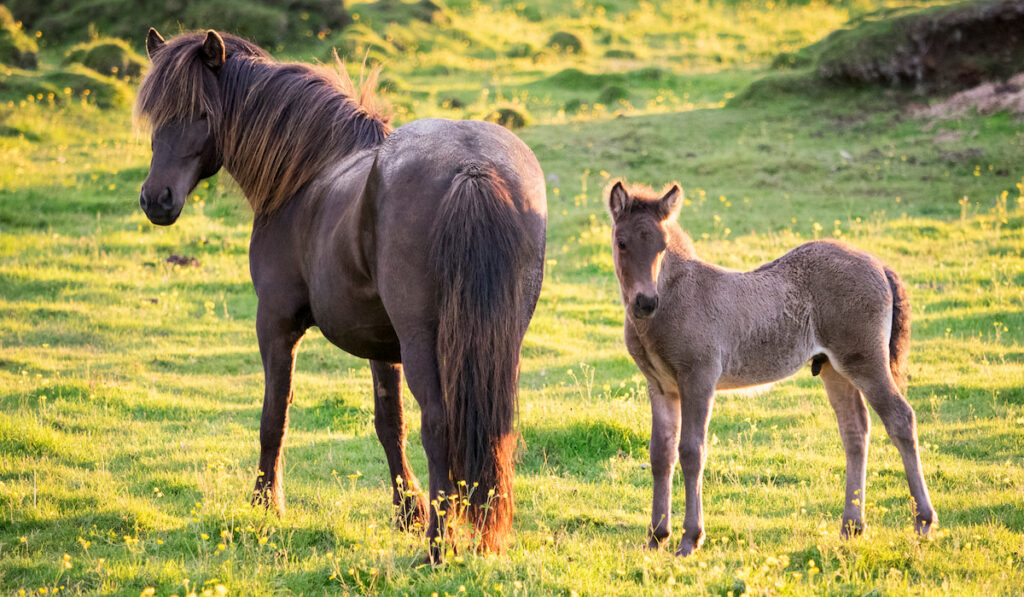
{"left": 135, "top": 32, "right": 392, "bottom": 215}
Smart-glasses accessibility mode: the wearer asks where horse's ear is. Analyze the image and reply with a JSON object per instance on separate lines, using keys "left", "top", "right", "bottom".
{"left": 146, "top": 27, "right": 165, "bottom": 59}
{"left": 658, "top": 184, "right": 683, "bottom": 221}
{"left": 607, "top": 180, "right": 630, "bottom": 220}
{"left": 201, "top": 30, "right": 226, "bottom": 70}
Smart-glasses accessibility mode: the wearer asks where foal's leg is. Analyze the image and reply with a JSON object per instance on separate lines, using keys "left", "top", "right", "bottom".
{"left": 252, "top": 306, "right": 308, "bottom": 514}
{"left": 675, "top": 373, "right": 717, "bottom": 557}
{"left": 820, "top": 362, "right": 870, "bottom": 537}
{"left": 398, "top": 334, "right": 455, "bottom": 563}
{"left": 841, "top": 358, "right": 937, "bottom": 534}
{"left": 647, "top": 384, "right": 681, "bottom": 549}
{"left": 370, "top": 360, "right": 427, "bottom": 530}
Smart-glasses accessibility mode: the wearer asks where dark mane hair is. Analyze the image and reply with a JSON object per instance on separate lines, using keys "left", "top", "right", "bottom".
{"left": 135, "top": 32, "right": 392, "bottom": 214}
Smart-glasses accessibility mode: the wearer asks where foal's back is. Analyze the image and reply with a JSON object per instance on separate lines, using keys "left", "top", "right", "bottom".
{"left": 660, "top": 238, "right": 895, "bottom": 389}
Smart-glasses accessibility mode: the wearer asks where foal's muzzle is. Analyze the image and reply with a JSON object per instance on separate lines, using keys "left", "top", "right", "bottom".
{"left": 139, "top": 186, "right": 180, "bottom": 226}
{"left": 632, "top": 293, "right": 659, "bottom": 319}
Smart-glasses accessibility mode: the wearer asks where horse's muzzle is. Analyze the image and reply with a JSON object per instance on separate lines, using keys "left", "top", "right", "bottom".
{"left": 632, "top": 294, "right": 659, "bottom": 319}
{"left": 139, "top": 186, "right": 179, "bottom": 225}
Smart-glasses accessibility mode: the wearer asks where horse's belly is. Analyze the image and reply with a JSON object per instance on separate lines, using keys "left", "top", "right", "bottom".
{"left": 314, "top": 307, "right": 402, "bottom": 362}
{"left": 717, "top": 341, "right": 813, "bottom": 389}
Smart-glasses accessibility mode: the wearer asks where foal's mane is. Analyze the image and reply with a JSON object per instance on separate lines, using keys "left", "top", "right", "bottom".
{"left": 135, "top": 31, "right": 392, "bottom": 215}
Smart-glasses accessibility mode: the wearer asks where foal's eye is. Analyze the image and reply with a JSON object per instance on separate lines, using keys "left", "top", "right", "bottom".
{"left": 616, "top": 239, "right": 627, "bottom": 250}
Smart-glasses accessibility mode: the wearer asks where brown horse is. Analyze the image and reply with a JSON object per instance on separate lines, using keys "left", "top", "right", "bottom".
{"left": 606, "top": 180, "right": 936, "bottom": 556}
{"left": 135, "top": 28, "right": 546, "bottom": 560}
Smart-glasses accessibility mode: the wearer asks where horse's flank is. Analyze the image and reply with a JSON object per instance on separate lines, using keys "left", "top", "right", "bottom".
{"left": 136, "top": 32, "right": 391, "bottom": 215}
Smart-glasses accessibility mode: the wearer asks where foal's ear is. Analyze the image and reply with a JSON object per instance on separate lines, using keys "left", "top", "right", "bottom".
{"left": 146, "top": 27, "right": 165, "bottom": 59}
{"left": 201, "top": 30, "right": 226, "bottom": 70}
{"left": 606, "top": 180, "right": 630, "bottom": 220}
{"left": 657, "top": 184, "right": 683, "bottom": 221}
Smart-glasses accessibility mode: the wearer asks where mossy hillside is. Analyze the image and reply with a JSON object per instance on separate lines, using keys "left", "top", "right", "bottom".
{"left": 0, "top": 4, "right": 37, "bottom": 69}
{"left": 815, "top": 0, "right": 1024, "bottom": 90}
{"left": 5, "top": 0, "right": 351, "bottom": 47}
{"left": 0, "top": 63, "right": 131, "bottom": 108}
{"left": 754, "top": 0, "right": 1024, "bottom": 100}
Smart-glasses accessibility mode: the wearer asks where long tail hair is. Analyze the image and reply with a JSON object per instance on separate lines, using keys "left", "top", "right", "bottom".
{"left": 884, "top": 266, "right": 911, "bottom": 392}
{"left": 430, "top": 163, "right": 525, "bottom": 551}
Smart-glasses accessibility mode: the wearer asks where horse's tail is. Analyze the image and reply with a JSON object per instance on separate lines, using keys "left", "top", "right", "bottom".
{"left": 884, "top": 266, "right": 911, "bottom": 393}
{"left": 430, "top": 163, "right": 524, "bottom": 552}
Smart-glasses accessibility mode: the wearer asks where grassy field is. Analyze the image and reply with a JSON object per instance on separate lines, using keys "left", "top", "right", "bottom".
{"left": 2, "top": 0, "right": 1024, "bottom": 595}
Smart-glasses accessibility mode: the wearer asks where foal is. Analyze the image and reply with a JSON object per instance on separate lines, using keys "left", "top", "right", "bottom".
{"left": 606, "top": 180, "right": 937, "bottom": 556}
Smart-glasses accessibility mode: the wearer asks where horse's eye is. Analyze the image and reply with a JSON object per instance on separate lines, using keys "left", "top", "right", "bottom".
{"left": 616, "top": 239, "right": 626, "bottom": 250}
{"left": 198, "top": 112, "right": 208, "bottom": 121}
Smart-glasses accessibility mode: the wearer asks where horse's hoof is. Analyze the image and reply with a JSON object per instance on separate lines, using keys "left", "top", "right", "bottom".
{"left": 395, "top": 497, "right": 428, "bottom": 532}
{"left": 840, "top": 517, "right": 864, "bottom": 538}
{"left": 675, "top": 533, "right": 703, "bottom": 557}
{"left": 646, "top": 533, "right": 669, "bottom": 550}
{"left": 251, "top": 482, "right": 285, "bottom": 516}
{"left": 915, "top": 510, "right": 937, "bottom": 536}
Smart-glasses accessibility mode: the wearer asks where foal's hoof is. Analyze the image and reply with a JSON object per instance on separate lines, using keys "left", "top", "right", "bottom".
{"left": 646, "top": 529, "right": 670, "bottom": 550}
{"left": 840, "top": 517, "right": 864, "bottom": 539}
{"left": 675, "top": 534, "right": 703, "bottom": 557}
{"left": 915, "top": 510, "right": 937, "bottom": 536}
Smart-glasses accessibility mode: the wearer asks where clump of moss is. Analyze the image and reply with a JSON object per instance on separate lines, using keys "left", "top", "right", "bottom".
{"left": 483, "top": 105, "right": 530, "bottom": 129}
{"left": 0, "top": 5, "right": 37, "bottom": 69}
{"left": 505, "top": 42, "right": 534, "bottom": 59}
{"left": 603, "top": 48, "right": 636, "bottom": 59}
{"left": 63, "top": 37, "right": 146, "bottom": 79}
{"left": 546, "top": 31, "right": 583, "bottom": 54}
{"left": 597, "top": 85, "right": 628, "bottom": 105}
{"left": 563, "top": 98, "right": 584, "bottom": 114}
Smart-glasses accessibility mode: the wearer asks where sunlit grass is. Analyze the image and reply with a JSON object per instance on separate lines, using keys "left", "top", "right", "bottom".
{"left": 2, "top": 0, "right": 1023, "bottom": 595}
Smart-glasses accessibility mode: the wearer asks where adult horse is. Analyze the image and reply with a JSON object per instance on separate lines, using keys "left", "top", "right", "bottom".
{"left": 135, "top": 28, "right": 546, "bottom": 559}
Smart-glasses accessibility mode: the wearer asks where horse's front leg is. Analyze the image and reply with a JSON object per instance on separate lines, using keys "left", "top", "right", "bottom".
{"left": 676, "top": 372, "right": 717, "bottom": 557}
{"left": 647, "top": 382, "right": 681, "bottom": 549}
{"left": 370, "top": 360, "right": 428, "bottom": 531}
{"left": 251, "top": 304, "right": 308, "bottom": 514}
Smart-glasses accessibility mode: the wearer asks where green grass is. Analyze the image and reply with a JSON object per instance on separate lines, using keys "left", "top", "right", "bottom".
{"left": 2, "top": 0, "right": 1023, "bottom": 595}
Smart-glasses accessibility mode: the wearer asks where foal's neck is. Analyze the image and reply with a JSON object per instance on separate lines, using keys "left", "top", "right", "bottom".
{"left": 664, "top": 221, "right": 699, "bottom": 262}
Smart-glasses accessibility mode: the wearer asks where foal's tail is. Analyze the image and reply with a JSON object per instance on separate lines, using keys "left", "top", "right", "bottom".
{"left": 430, "top": 163, "right": 525, "bottom": 552}
{"left": 884, "top": 266, "right": 911, "bottom": 393}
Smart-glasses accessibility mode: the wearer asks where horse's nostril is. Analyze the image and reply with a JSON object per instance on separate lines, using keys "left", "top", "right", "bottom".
{"left": 157, "top": 187, "right": 174, "bottom": 211}
{"left": 633, "top": 294, "right": 659, "bottom": 318}
{"left": 139, "top": 191, "right": 148, "bottom": 210}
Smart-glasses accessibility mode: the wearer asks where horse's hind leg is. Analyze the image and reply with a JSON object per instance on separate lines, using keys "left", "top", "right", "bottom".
{"left": 840, "top": 357, "right": 937, "bottom": 535}
{"left": 370, "top": 360, "right": 428, "bottom": 531}
{"left": 396, "top": 334, "right": 455, "bottom": 563}
{"left": 820, "top": 362, "right": 870, "bottom": 537}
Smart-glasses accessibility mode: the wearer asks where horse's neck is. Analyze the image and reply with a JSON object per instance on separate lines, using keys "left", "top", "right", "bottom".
{"left": 664, "top": 222, "right": 698, "bottom": 263}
